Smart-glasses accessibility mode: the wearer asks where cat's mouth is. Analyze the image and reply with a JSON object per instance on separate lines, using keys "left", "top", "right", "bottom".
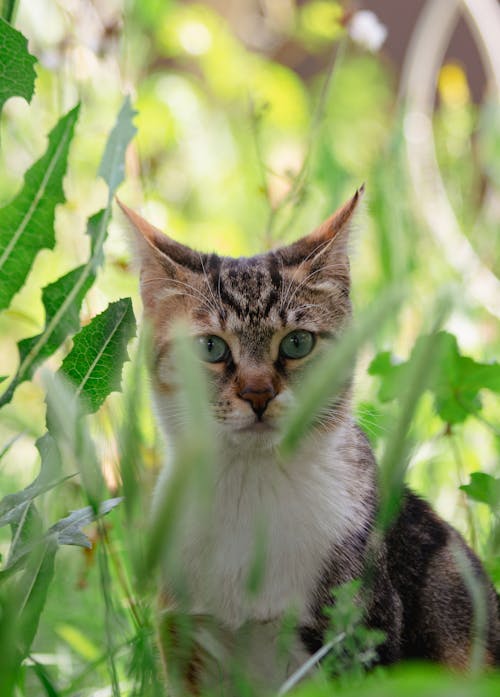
{"left": 238, "top": 419, "right": 275, "bottom": 433}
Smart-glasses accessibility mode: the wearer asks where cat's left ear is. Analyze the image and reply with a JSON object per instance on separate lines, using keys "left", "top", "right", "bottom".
{"left": 116, "top": 199, "right": 204, "bottom": 312}
{"left": 276, "top": 186, "right": 364, "bottom": 285}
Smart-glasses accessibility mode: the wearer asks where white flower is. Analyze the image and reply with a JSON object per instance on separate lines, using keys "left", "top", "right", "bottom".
{"left": 348, "top": 10, "right": 388, "bottom": 52}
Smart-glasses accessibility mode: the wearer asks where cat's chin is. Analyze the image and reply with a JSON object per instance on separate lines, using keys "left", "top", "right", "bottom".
{"left": 221, "top": 420, "right": 281, "bottom": 449}
{"left": 238, "top": 421, "right": 275, "bottom": 433}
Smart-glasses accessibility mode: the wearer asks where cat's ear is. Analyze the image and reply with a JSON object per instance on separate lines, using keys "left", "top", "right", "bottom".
{"left": 276, "top": 186, "right": 364, "bottom": 283}
{"left": 117, "top": 199, "right": 202, "bottom": 310}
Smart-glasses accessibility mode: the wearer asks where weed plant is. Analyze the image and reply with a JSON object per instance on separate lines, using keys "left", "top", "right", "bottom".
{"left": 0, "top": 3, "right": 499, "bottom": 696}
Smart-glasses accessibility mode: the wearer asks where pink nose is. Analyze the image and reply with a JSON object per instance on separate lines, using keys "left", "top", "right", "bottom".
{"left": 238, "top": 385, "right": 276, "bottom": 419}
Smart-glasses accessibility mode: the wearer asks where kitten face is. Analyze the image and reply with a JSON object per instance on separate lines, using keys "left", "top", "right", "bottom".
{"left": 120, "top": 189, "right": 362, "bottom": 446}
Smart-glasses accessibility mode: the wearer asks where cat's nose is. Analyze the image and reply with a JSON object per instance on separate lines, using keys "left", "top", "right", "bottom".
{"left": 238, "top": 385, "right": 276, "bottom": 419}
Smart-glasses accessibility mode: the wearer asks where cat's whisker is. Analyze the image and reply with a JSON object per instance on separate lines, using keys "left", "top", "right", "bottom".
{"left": 217, "top": 263, "right": 225, "bottom": 319}
{"left": 142, "top": 275, "right": 221, "bottom": 315}
{"left": 199, "top": 252, "right": 224, "bottom": 317}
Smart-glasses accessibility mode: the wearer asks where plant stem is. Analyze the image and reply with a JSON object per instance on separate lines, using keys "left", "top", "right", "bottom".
{"left": 448, "top": 430, "right": 478, "bottom": 551}
{"left": 2, "top": 0, "right": 18, "bottom": 23}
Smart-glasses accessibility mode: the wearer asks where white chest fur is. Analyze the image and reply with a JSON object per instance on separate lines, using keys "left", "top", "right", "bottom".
{"left": 154, "top": 421, "right": 372, "bottom": 630}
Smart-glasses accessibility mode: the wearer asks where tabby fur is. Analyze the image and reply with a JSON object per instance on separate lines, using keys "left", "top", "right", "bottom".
{"left": 120, "top": 191, "right": 500, "bottom": 695}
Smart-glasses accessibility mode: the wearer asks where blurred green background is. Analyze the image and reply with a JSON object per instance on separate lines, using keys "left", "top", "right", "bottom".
{"left": 0, "top": 0, "right": 499, "bottom": 694}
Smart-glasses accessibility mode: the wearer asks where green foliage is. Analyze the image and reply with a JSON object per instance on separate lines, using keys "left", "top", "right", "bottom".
{"left": 461, "top": 473, "right": 500, "bottom": 511}
{"left": 98, "top": 96, "right": 138, "bottom": 204}
{"left": 0, "top": 106, "right": 79, "bottom": 312}
{"left": 291, "top": 663, "right": 500, "bottom": 697}
{"left": 279, "top": 287, "right": 403, "bottom": 459}
{"left": 0, "top": 96, "right": 136, "bottom": 407}
{"left": 59, "top": 298, "right": 136, "bottom": 414}
{"left": 0, "top": 2, "right": 499, "bottom": 697}
{"left": 0, "top": 17, "right": 36, "bottom": 116}
{"left": 322, "top": 581, "right": 385, "bottom": 685}
{"left": 0, "top": 15, "right": 138, "bottom": 693}
{"left": 369, "top": 331, "right": 500, "bottom": 425}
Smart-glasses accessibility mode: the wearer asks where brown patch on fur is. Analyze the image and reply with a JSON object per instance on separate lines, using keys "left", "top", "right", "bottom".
{"left": 157, "top": 607, "right": 205, "bottom": 696}
{"left": 122, "top": 188, "right": 500, "bottom": 683}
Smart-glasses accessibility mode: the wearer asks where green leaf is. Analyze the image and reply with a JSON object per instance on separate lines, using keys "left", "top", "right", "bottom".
{"left": 48, "top": 497, "right": 122, "bottom": 548}
{"left": 43, "top": 370, "right": 104, "bottom": 508}
{"left": 0, "top": 96, "right": 137, "bottom": 408}
{"left": 377, "top": 325, "right": 447, "bottom": 530}
{"left": 0, "top": 249, "right": 97, "bottom": 407}
{"left": 369, "top": 331, "right": 500, "bottom": 424}
{"left": 0, "top": 105, "right": 79, "bottom": 311}
{"left": 59, "top": 298, "right": 136, "bottom": 414}
{"left": 31, "top": 660, "right": 61, "bottom": 697}
{"left": 98, "top": 95, "right": 137, "bottom": 202}
{"left": 0, "top": 433, "right": 68, "bottom": 529}
{"left": 460, "top": 472, "right": 500, "bottom": 510}
{"left": 0, "top": 497, "right": 122, "bottom": 578}
{"left": 16, "top": 536, "right": 57, "bottom": 658}
{"left": 0, "top": 17, "right": 37, "bottom": 116}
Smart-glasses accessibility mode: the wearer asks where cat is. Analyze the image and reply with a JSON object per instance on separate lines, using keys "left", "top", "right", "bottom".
{"left": 119, "top": 190, "right": 500, "bottom": 695}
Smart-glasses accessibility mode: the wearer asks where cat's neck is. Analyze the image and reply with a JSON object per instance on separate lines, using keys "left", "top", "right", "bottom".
{"left": 154, "top": 414, "right": 377, "bottom": 628}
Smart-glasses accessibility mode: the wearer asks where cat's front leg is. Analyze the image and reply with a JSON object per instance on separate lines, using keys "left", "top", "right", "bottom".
{"left": 157, "top": 596, "right": 239, "bottom": 696}
{"left": 157, "top": 605, "right": 206, "bottom": 696}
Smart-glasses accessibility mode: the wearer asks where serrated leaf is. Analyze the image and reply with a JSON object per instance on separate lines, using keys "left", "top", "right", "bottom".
{"left": 0, "top": 260, "right": 94, "bottom": 407}
{"left": 0, "top": 18, "right": 37, "bottom": 116}
{"left": 0, "top": 433, "right": 67, "bottom": 529}
{"left": 0, "top": 96, "right": 137, "bottom": 408}
{"left": 369, "top": 331, "right": 500, "bottom": 424}
{"left": 16, "top": 536, "right": 57, "bottom": 658}
{"left": 460, "top": 473, "right": 500, "bottom": 510}
{"left": 98, "top": 95, "right": 137, "bottom": 200}
{"left": 59, "top": 298, "right": 136, "bottom": 414}
{"left": 0, "top": 105, "right": 79, "bottom": 311}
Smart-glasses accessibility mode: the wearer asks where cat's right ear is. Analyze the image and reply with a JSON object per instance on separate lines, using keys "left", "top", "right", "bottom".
{"left": 117, "top": 199, "right": 200, "bottom": 311}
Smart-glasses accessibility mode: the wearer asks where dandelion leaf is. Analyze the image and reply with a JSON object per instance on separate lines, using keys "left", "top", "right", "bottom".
{"left": 0, "top": 18, "right": 37, "bottom": 115}
{"left": 59, "top": 298, "right": 137, "bottom": 414}
{"left": 0, "top": 105, "right": 79, "bottom": 311}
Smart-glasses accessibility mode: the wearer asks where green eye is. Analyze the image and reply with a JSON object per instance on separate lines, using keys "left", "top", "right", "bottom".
{"left": 279, "top": 330, "right": 315, "bottom": 360}
{"left": 197, "top": 335, "right": 229, "bottom": 363}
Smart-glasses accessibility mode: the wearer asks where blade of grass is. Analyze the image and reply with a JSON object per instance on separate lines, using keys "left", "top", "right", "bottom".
{"left": 30, "top": 658, "right": 61, "bottom": 697}
{"left": 376, "top": 299, "right": 451, "bottom": 530}
{"left": 119, "top": 326, "right": 151, "bottom": 523}
{"left": 451, "top": 543, "right": 488, "bottom": 674}
{"left": 43, "top": 371, "right": 104, "bottom": 510}
{"left": 140, "top": 325, "right": 216, "bottom": 581}
{"left": 279, "top": 286, "right": 404, "bottom": 460}
{"left": 97, "top": 520, "right": 122, "bottom": 697}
